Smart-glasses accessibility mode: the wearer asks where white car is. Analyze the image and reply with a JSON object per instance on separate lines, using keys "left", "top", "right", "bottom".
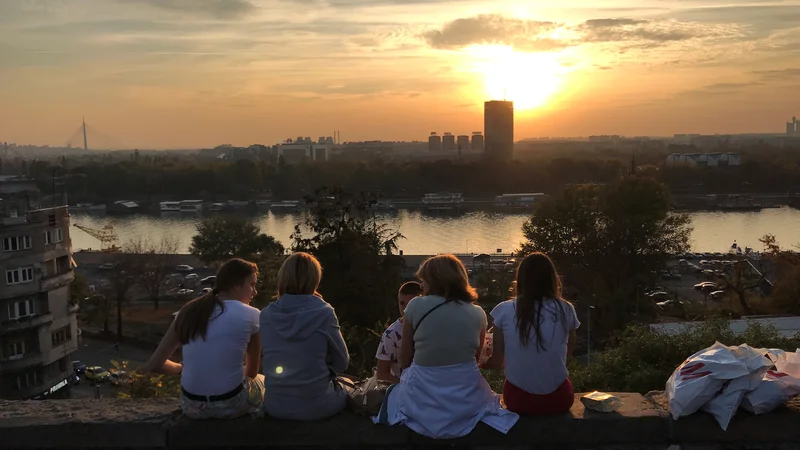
{"left": 185, "top": 273, "right": 199, "bottom": 281}
{"left": 176, "top": 288, "right": 195, "bottom": 296}
{"left": 176, "top": 265, "right": 194, "bottom": 272}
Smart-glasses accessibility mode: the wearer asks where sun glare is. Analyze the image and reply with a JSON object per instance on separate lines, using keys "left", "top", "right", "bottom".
{"left": 469, "top": 46, "right": 567, "bottom": 111}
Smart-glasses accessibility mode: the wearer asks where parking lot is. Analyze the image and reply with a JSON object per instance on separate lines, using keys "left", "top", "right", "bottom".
{"left": 70, "top": 336, "right": 156, "bottom": 399}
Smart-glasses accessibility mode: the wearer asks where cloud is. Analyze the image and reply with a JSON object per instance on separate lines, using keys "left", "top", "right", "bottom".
{"left": 423, "top": 14, "right": 560, "bottom": 51}
{"left": 752, "top": 68, "right": 800, "bottom": 80}
{"left": 579, "top": 18, "right": 726, "bottom": 43}
{"left": 118, "top": 0, "right": 256, "bottom": 19}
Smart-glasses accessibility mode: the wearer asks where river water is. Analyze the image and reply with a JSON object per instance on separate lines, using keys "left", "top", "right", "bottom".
{"left": 68, "top": 208, "right": 800, "bottom": 255}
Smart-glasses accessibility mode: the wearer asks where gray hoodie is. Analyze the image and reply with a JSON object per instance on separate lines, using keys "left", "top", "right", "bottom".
{"left": 260, "top": 294, "right": 350, "bottom": 421}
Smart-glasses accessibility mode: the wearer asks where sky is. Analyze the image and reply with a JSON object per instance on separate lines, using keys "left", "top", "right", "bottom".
{"left": 1, "top": 0, "right": 799, "bottom": 149}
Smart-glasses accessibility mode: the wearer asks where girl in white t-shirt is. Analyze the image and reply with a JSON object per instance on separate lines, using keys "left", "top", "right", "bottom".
{"left": 481, "top": 252, "right": 580, "bottom": 415}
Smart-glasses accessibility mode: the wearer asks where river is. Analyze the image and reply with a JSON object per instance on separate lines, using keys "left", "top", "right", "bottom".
{"left": 68, "top": 208, "right": 800, "bottom": 255}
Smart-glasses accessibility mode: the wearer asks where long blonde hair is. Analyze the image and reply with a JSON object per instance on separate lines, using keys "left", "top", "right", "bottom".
{"left": 277, "top": 252, "right": 323, "bottom": 296}
{"left": 416, "top": 254, "right": 477, "bottom": 303}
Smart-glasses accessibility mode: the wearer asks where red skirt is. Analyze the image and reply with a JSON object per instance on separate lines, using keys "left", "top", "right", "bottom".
{"left": 502, "top": 378, "right": 574, "bottom": 415}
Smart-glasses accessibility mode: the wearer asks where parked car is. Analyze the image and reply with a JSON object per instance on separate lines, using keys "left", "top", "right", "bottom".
{"left": 176, "top": 265, "right": 194, "bottom": 272}
{"left": 109, "top": 371, "right": 131, "bottom": 386}
{"left": 709, "top": 290, "right": 725, "bottom": 300}
{"left": 98, "top": 263, "right": 116, "bottom": 271}
{"left": 201, "top": 287, "right": 213, "bottom": 294}
{"left": 72, "top": 361, "right": 87, "bottom": 376}
{"left": 694, "top": 282, "right": 717, "bottom": 292}
{"left": 185, "top": 273, "right": 199, "bottom": 281}
{"left": 647, "top": 291, "right": 669, "bottom": 300}
{"left": 656, "top": 299, "right": 683, "bottom": 307}
{"left": 200, "top": 276, "right": 216, "bottom": 286}
{"left": 84, "top": 366, "right": 110, "bottom": 382}
{"left": 176, "top": 288, "right": 195, "bottom": 296}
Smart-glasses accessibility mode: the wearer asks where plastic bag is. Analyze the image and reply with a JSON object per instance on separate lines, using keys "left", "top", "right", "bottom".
{"left": 741, "top": 349, "right": 800, "bottom": 414}
{"left": 700, "top": 344, "right": 771, "bottom": 430}
{"left": 666, "top": 342, "right": 768, "bottom": 424}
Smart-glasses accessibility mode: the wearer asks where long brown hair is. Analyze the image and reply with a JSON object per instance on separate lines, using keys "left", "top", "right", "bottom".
{"left": 416, "top": 254, "right": 477, "bottom": 303}
{"left": 514, "top": 252, "right": 568, "bottom": 351}
{"left": 175, "top": 258, "right": 258, "bottom": 344}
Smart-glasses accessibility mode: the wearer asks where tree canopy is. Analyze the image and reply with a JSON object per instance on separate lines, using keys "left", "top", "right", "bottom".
{"left": 190, "top": 217, "right": 284, "bottom": 265}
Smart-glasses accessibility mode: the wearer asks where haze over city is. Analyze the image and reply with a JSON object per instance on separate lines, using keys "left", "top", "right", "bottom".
{"left": 1, "top": 0, "right": 799, "bottom": 148}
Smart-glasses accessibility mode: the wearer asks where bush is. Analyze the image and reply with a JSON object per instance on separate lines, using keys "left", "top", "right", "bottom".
{"left": 569, "top": 319, "right": 800, "bottom": 393}
{"left": 112, "top": 360, "right": 181, "bottom": 398}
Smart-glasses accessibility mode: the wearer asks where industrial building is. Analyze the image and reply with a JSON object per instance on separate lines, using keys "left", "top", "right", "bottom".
{"left": 471, "top": 132, "right": 484, "bottom": 152}
{"left": 787, "top": 117, "right": 798, "bottom": 137}
{"left": 0, "top": 176, "right": 78, "bottom": 400}
{"left": 442, "top": 133, "right": 455, "bottom": 152}
{"left": 428, "top": 133, "right": 442, "bottom": 153}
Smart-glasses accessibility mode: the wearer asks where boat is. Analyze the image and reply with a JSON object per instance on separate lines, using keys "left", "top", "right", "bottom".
{"left": 71, "top": 203, "right": 107, "bottom": 212}
{"left": 179, "top": 200, "right": 204, "bottom": 212}
{"left": 107, "top": 200, "right": 139, "bottom": 215}
{"left": 226, "top": 200, "right": 251, "bottom": 209}
{"left": 255, "top": 200, "right": 273, "bottom": 208}
{"left": 270, "top": 200, "right": 301, "bottom": 211}
{"left": 422, "top": 193, "right": 464, "bottom": 211}
{"left": 371, "top": 200, "right": 397, "bottom": 211}
{"left": 494, "top": 193, "right": 545, "bottom": 209}
{"left": 208, "top": 203, "right": 225, "bottom": 212}
{"left": 159, "top": 201, "right": 181, "bottom": 212}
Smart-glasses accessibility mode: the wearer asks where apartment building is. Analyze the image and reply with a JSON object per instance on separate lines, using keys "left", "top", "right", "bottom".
{"left": 0, "top": 176, "right": 78, "bottom": 400}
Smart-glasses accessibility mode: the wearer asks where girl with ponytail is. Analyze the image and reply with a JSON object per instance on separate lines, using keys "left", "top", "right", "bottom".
{"left": 143, "top": 258, "right": 264, "bottom": 419}
{"left": 481, "top": 252, "right": 580, "bottom": 415}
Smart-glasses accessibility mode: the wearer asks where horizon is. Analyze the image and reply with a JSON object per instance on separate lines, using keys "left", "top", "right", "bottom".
{"left": 1, "top": 0, "right": 799, "bottom": 149}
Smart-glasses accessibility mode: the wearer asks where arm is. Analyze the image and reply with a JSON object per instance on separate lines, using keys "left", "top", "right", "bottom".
{"left": 376, "top": 360, "right": 400, "bottom": 384}
{"left": 475, "top": 325, "right": 486, "bottom": 362}
{"left": 327, "top": 313, "right": 350, "bottom": 373}
{"left": 141, "top": 322, "right": 183, "bottom": 375}
{"left": 244, "top": 331, "right": 261, "bottom": 379}
{"left": 567, "top": 329, "right": 577, "bottom": 357}
{"left": 481, "top": 327, "right": 505, "bottom": 370}
{"left": 399, "top": 318, "right": 415, "bottom": 369}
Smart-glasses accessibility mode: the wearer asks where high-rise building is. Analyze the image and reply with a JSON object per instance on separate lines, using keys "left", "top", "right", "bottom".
{"left": 787, "top": 117, "right": 798, "bottom": 137}
{"left": 471, "top": 132, "right": 484, "bottom": 152}
{"left": 428, "top": 133, "right": 442, "bottom": 153}
{"left": 442, "top": 133, "right": 456, "bottom": 152}
{"left": 484, "top": 101, "right": 514, "bottom": 160}
{"left": 457, "top": 135, "right": 470, "bottom": 152}
{"left": 0, "top": 176, "right": 77, "bottom": 400}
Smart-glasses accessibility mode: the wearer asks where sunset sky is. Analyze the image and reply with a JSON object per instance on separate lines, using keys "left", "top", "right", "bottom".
{"left": 1, "top": 0, "right": 799, "bottom": 149}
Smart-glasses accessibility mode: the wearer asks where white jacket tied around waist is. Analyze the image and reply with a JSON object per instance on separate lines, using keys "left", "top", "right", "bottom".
{"left": 374, "top": 361, "right": 519, "bottom": 439}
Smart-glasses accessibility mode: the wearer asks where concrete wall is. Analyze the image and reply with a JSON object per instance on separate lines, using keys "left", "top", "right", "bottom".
{"left": 1, "top": 392, "right": 799, "bottom": 449}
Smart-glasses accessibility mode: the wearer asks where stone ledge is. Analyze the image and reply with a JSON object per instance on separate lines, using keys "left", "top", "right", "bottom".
{"left": 0, "top": 392, "right": 799, "bottom": 449}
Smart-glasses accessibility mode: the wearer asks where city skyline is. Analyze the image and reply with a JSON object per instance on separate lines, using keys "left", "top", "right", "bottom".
{"left": 1, "top": 0, "right": 799, "bottom": 149}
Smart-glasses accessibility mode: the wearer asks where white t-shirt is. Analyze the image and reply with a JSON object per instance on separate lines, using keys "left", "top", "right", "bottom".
{"left": 375, "top": 319, "right": 403, "bottom": 377}
{"left": 490, "top": 298, "right": 580, "bottom": 395}
{"left": 181, "top": 300, "right": 260, "bottom": 396}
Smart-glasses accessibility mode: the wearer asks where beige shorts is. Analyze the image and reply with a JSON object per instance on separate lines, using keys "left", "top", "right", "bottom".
{"left": 180, "top": 375, "right": 265, "bottom": 419}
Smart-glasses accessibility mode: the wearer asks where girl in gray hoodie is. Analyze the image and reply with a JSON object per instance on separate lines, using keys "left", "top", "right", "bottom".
{"left": 260, "top": 252, "right": 350, "bottom": 421}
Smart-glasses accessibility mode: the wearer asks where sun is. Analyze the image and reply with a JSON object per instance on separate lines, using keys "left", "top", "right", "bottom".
{"left": 468, "top": 45, "right": 566, "bottom": 110}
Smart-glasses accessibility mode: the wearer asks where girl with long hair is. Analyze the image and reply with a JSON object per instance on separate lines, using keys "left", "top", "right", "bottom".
{"left": 259, "top": 252, "right": 350, "bottom": 421}
{"left": 143, "top": 258, "right": 263, "bottom": 419}
{"left": 481, "top": 252, "right": 580, "bottom": 415}
{"left": 376, "top": 254, "right": 518, "bottom": 438}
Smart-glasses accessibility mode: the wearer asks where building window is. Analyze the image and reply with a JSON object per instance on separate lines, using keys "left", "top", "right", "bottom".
{"left": 5, "top": 266, "right": 34, "bottom": 285}
{"left": 8, "top": 299, "right": 35, "bottom": 320}
{"left": 15, "top": 370, "right": 41, "bottom": 391}
{"left": 51, "top": 326, "right": 72, "bottom": 347}
{"left": 2, "top": 236, "right": 32, "bottom": 252}
{"left": 6, "top": 341, "right": 26, "bottom": 360}
{"left": 44, "top": 229, "right": 64, "bottom": 245}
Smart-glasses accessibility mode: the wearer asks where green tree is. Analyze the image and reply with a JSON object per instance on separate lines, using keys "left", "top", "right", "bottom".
{"left": 291, "top": 187, "right": 405, "bottom": 372}
{"left": 190, "top": 217, "right": 284, "bottom": 265}
{"left": 519, "top": 177, "right": 692, "bottom": 335}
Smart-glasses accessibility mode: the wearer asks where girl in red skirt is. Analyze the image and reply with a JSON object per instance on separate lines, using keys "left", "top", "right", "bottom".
{"left": 480, "top": 252, "right": 580, "bottom": 415}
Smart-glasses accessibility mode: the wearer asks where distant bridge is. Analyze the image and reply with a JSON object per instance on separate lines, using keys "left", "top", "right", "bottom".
{"left": 64, "top": 119, "right": 129, "bottom": 150}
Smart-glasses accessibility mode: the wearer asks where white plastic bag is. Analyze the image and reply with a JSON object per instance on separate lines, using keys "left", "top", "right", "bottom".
{"left": 700, "top": 344, "right": 771, "bottom": 430}
{"left": 667, "top": 342, "right": 750, "bottom": 419}
{"left": 741, "top": 349, "right": 800, "bottom": 414}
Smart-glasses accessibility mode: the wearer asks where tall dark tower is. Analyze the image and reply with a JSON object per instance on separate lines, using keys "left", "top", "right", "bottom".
{"left": 484, "top": 101, "right": 514, "bottom": 161}
{"left": 82, "top": 118, "right": 88, "bottom": 151}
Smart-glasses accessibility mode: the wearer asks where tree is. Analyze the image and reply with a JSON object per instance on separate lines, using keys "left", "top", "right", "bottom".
{"left": 760, "top": 234, "right": 800, "bottom": 314}
{"left": 190, "top": 217, "right": 284, "bottom": 265}
{"left": 102, "top": 255, "right": 137, "bottom": 343}
{"left": 291, "top": 187, "right": 405, "bottom": 371}
{"left": 519, "top": 177, "right": 692, "bottom": 336}
{"left": 124, "top": 236, "right": 180, "bottom": 310}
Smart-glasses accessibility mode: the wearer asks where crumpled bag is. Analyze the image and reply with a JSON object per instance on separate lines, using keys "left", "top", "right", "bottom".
{"left": 741, "top": 349, "right": 800, "bottom": 414}
{"left": 699, "top": 344, "right": 772, "bottom": 430}
{"left": 666, "top": 342, "right": 771, "bottom": 430}
{"left": 478, "top": 332, "right": 494, "bottom": 366}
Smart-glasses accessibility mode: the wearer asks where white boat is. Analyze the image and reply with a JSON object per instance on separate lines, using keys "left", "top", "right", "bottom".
{"left": 494, "top": 193, "right": 545, "bottom": 208}
{"left": 226, "top": 200, "right": 251, "bottom": 209}
{"left": 71, "top": 203, "right": 107, "bottom": 211}
{"left": 159, "top": 201, "right": 181, "bottom": 212}
{"left": 255, "top": 200, "right": 273, "bottom": 208}
{"left": 208, "top": 203, "right": 225, "bottom": 211}
{"left": 422, "top": 193, "right": 463, "bottom": 211}
{"left": 270, "top": 200, "right": 301, "bottom": 210}
{"left": 179, "top": 200, "right": 204, "bottom": 212}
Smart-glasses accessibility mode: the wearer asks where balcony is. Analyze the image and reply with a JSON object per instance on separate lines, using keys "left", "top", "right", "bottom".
{"left": 40, "top": 271, "right": 74, "bottom": 291}
{"left": 0, "top": 216, "right": 27, "bottom": 226}
{"left": 0, "top": 313, "right": 53, "bottom": 335}
{"left": 0, "top": 350, "right": 44, "bottom": 371}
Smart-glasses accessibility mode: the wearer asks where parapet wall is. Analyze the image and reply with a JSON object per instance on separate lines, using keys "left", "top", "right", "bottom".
{"left": 1, "top": 392, "right": 799, "bottom": 449}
